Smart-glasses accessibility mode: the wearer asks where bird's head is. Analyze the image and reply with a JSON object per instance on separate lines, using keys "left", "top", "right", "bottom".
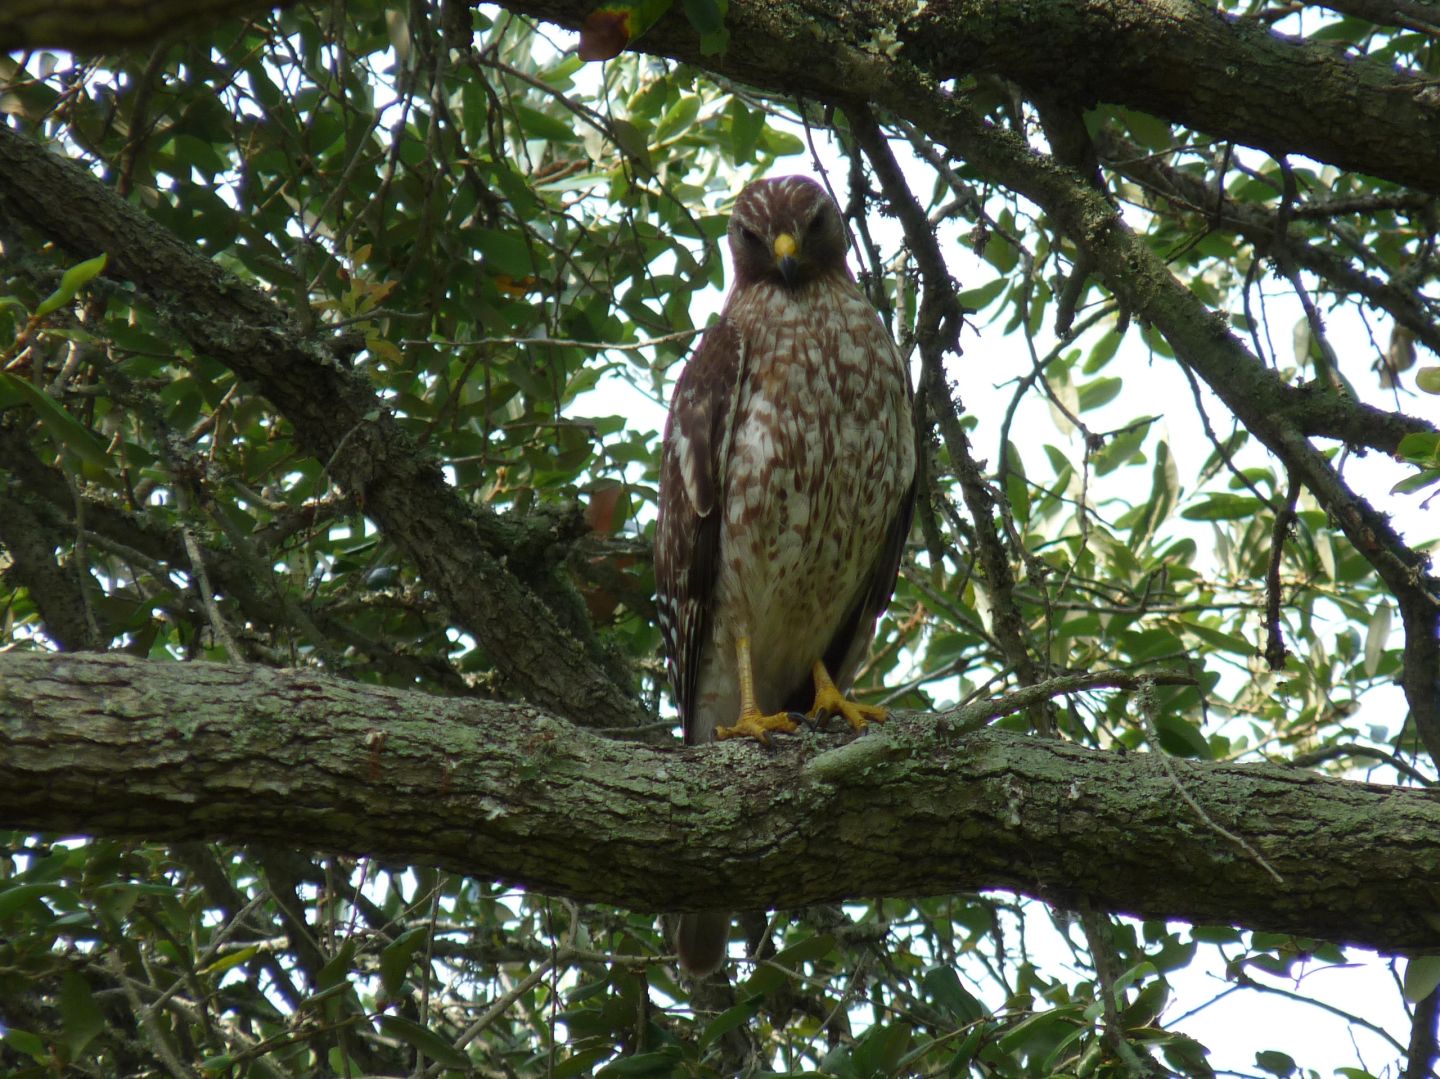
{"left": 727, "top": 175, "right": 849, "bottom": 290}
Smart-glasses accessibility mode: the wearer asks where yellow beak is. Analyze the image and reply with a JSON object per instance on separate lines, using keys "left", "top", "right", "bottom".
{"left": 773, "top": 232, "right": 799, "bottom": 286}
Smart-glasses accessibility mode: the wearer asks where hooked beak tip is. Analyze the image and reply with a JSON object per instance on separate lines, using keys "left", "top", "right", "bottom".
{"left": 777, "top": 255, "right": 799, "bottom": 286}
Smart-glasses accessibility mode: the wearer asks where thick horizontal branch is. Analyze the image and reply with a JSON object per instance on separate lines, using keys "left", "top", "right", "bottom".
{"left": 0, "top": 0, "right": 300, "bottom": 52}
{"left": 0, "top": 124, "right": 643, "bottom": 732}
{"left": 2, "top": 651, "right": 1439, "bottom": 953}
{"left": 497, "top": 0, "right": 1440, "bottom": 197}
{"left": 6, "top": 0, "right": 1437, "bottom": 194}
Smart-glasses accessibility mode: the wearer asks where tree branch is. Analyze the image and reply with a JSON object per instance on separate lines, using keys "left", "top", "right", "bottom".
{"left": 0, "top": 0, "right": 300, "bottom": 52}
{"left": 1098, "top": 129, "right": 1440, "bottom": 368}
{"left": 7, "top": 0, "right": 1439, "bottom": 193}
{"left": 2, "top": 651, "right": 1439, "bottom": 954}
{"left": 495, "top": 0, "right": 1440, "bottom": 197}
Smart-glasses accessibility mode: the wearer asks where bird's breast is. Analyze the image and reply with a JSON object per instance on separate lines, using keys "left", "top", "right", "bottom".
{"left": 713, "top": 282, "right": 913, "bottom": 706}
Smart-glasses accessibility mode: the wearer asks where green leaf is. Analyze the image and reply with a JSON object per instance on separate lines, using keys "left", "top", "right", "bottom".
{"left": 317, "top": 937, "right": 357, "bottom": 991}
{"left": 681, "top": 0, "right": 725, "bottom": 34}
{"left": 1190, "top": 925, "right": 1242, "bottom": 944}
{"left": 1155, "top": 713, "right": 1211, "bottom": 759}
{"left": 1255, "top": 1049, "right": 1297, "bottom": 1077}
{"left": 770, "top": 932, "right": 837, "bottom": 966}
{"left": 1160, "top": 1033, "right": 1214, "bottom": 1078}
{"left": 1363, "top": 602, "right": 1391, "bottom": 677}
{"left": 699, "top": 995, "right": 762, "bottom": 1046}
{"left": 60, "top": 971, "right": 106, "bottom": 1058}
{"left": 1392, "top": 467, "right": 1440, "bottom": 495}
{"left": 554, "top": 1048, "right": 612, "bottom": 1077}
{"left": 957, "top": 277, "right": 1006, "bottom": 311}
{"left": 1416, "top": 366, "right": 1440, "bottom": 394}
{"left": 0, "top": 881, "right": 62, "bottom": 920}
{"left": 474, "top": 230, "right": 539, "bottom": 278}
{"left": 738, "top": 933, "right": 835, "bottom": 996}
{"left": 1109, "top": 106, "right": 1173, "bottom": 151}
{"left": 1397, "top": 432, "right": 1440, "bottom": 464}
{"left": 852, "top": 1021, "right": 912, "bottom": 1075}
{"left": 681, "top": 0, "right": 729, "bottom": 54}
{"left": 1181, "top": 493, "right": 1263, "bottom": 521}
{"left": 1077, "top": 376, "right": 1122, "bottom": 411}
{"left": 923, "top": 966, "right": 985, "bottom": 1022}
{"left": 376, "top": 1015, "right": 471, "bottom": 1068}
{"left": 757, "top": 125, "right": 804, "bottom": 158}
{"left": 198, "top": 944, "right": 259, "bottom": 976}
{"left": 726, "top": 98, "right": 764, "bottom": 163}
{"left": 1130, "top": 440, "right": 1177, "bottom": 545}
{"left": 3, "top": 1028, "right": 48, "bottom": 1061}
{"left": 654, "top": 94, "right": 700, "bottom": 143}
{"left": 34, "top": 253, "right": 108, "bottom": 318}
{"left": 1404, "top": 956, "right": 1440, "bottom": 1003}
{"left": 380, "top": 925, "right": 431, "bottom": 996}
{"left": 0, "top": 373, "right": 110, "bottom": 471}
{"left": 1184, "top": 620, "right": 1255, "bottom": 658}
{"left": 610, "top": 118, "right": 654, "bottom": 172}
{"left": 596, "top": 1050, "right": 685, "bottom": 1076}
{"left": 997, "top": 1007, "right": 1082, "bottom": 1052}
{"left": 1083, "top": 327, "right": 1123, "bottom": 373}
{"left": 514, "top": 104, "right": 581, "bottom": 143}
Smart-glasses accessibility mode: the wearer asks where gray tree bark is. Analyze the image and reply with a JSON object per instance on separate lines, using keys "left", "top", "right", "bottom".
{"left": 2, "top": 650, "right": 1438, "bottom": 954}
{"left": 5, "top": 1, "right": 1438, "bottom": 195}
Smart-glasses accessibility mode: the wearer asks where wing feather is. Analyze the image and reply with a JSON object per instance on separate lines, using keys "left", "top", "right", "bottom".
{"left": 804, "top": 473, "right": 917, "bottom": 708}
{"left": 655, "top": 318, "right": 746, "bottom": 743}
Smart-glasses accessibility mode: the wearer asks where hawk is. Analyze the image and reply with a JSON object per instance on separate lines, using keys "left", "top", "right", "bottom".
{"left": 654, "top": 175, "right": 917, "bottom": 975}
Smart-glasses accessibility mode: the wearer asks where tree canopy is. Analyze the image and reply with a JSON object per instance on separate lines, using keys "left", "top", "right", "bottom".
{"left": 1, "top": 0, "right": 1438, "bottom": 1076}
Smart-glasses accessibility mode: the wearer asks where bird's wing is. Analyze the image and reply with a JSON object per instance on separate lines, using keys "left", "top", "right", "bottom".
{"left": 654, "top": 317, "right": 746, "bottom": 743}
{"left": 816, "top": 471, "right": 917, "bottom": 701}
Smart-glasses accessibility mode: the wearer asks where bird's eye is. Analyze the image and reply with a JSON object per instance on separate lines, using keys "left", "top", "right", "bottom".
{"left": 740, "top": 226, "right": 764, "bottom": 247}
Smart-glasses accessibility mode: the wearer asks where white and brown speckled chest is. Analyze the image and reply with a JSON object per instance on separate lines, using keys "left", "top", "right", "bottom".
{"left": 690, "top": 273, "right": 914, "bottom": 734}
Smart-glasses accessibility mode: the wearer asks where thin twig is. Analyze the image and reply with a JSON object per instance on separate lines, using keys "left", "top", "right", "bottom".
{"left": 1135, "top": 679, "right": 1284, "bottom": 884}
{"left": 409, "top": 328, "right": 703, "bottom": 352}
{"left": 1264, "top": 473, "right": 1301, "bottom": 670}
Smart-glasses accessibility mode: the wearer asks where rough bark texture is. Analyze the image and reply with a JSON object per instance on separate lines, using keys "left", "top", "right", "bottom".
{"left": 5, "top": 0, "right": 1438, "bottom": 196}
{"left": 0, "top": 0, "right": 298, "bottom": 52}
{"left": 3, "top": 651, "right": 1439, "bottom": 954}
{"left": 513, "top": 0, "right": 1440, "bottom": 195}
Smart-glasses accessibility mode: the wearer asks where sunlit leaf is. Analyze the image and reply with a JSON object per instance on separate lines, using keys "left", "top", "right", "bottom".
{"left": 1404, "top": 955, "right": 1440, "bottom": 1003}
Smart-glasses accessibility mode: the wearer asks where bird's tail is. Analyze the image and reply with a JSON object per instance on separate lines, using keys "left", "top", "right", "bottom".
{"left": 675, "top": 910, "right": 730, "bottom": 976}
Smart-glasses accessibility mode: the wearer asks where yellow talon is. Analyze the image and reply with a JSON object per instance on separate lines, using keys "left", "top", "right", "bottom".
{"left": 807, "top": 661, "right": 887, "bottom": 731}
{"left": 717, "top": 708, "right": 799, "bottom": 744}
{"left": 717, "top": 634, "right": 802, "bottom": 745}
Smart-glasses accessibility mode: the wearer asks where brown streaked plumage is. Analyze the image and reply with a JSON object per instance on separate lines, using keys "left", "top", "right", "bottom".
{"left": 654, "top": 175, "right": 916, "bottom": 975}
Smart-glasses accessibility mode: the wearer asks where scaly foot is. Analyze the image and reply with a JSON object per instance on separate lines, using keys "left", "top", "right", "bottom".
{"left": 716, "top": 708, "right": 799, "bottom": 745}
{"left": 807, "top": 661, "right": 887, "bottom": 731}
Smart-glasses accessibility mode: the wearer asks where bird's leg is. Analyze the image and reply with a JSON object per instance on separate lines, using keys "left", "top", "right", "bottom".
{"left": 806, "top": 660, "right": 887, "bottom": 731}
{"left": 715, "top": 635, "right": 799, "bottom": 745}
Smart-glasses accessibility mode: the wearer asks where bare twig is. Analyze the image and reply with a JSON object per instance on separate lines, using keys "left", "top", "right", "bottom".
{"left": 1135, "top": 678, "right": 1284, "bottom": 884}
{"left": 1263, "top": 473, "right": 1301, "bottom": 671}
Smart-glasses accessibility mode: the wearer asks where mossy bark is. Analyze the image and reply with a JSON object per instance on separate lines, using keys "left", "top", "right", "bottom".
{"left": 3, "top": 651, "right": 1439, "bottom": 954}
